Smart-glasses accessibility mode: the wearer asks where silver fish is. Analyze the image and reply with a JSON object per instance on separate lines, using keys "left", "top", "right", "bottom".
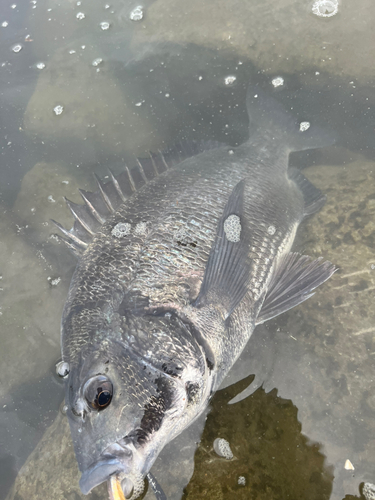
{"left": 54, "top": 85, "right": 337, "bottom": 499}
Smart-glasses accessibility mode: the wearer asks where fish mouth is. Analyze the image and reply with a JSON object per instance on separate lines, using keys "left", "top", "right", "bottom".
{"left": 79, "top": 442, "right": 134, "bottom": 496}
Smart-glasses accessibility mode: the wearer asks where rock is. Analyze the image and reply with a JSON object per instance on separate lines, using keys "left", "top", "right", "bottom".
{"left": 132, "top": 0, "right": 375, "bottom": 83}
{"left": 23, "top": 41, "right": 165, "bottom": 158}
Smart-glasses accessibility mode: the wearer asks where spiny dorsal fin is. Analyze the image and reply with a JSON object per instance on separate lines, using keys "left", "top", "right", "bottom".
{"left": 51, "top": 219, "right": 88, "bottom": 257}
{"left": 53, "top": 141, "right": 225, "bottom": 258}
{"left": 256, "top": 252, "right": 338, "bottom": 325}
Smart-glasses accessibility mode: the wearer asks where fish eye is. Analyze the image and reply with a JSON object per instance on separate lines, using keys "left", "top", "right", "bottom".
{"left": 84, "top": 376, "right": 113, "bottom": 411}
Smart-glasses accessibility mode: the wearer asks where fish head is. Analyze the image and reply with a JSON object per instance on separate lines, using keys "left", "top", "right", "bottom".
{"left": 64, "top": 315, "right": 209, "bottom": 498}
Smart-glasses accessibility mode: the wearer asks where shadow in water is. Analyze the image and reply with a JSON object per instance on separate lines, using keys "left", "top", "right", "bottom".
{"left": 183, "top": 374, "right": 334, "bottom": 500}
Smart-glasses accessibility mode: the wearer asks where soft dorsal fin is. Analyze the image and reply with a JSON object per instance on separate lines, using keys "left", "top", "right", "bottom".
{"left": 289, "top": 168, "right": 326, "bottom": 217}
{"left": 256, "top": 252, "right": 338, "bottom": 325}
{"left": 53, "top": 141, "right": 225, "bottom": 258}
{"left": 194, "top": 180, "right": 252, "bottom": 318}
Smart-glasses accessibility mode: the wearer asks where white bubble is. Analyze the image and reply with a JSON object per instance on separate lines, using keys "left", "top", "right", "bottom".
{"left": 69, "top": 49, "right": 76, "bottom": 54}
{"left": 224, "top": 214, "right": 241, "bottom": 243}
{"left": 299, "top": 121, "right": 311, "bottom": 132}
{"left": 1, "top": 21, "right": 9, "bottom": 28}
{"left": 11, "top": 4, "right": 16, "bottom": 9}
{"left": 36, "top": 62, "right": 45, "bottom": 69}
{"left": 135, "top": 101, "right": 143, "bottom": 107}
{"left": 213, "top": 438, "right": 233, "bottom": 460}
{"left": 100, "top": 21, "right": 110, "bottom": 30}
{"left": 53, "top": 105, "right": 64, "bottom": 116}
{"left": 267, "top": 225, "right": 276, "bottom": 235}
{"left": 92, "top": 58, "right": 103, "bottom": 67}
{"left": 112, "top": 222, "right": 131, "bottom": 238}
{"left": 312, "top": 0, "right": 338, "bottom": 17}
{"left": 272, "top": 76, "right": 284, "bottom": 87}
{"left": 224, "top": 75, "right": 236, "bottom": 86}
{"left": 56, "top": 361, "right": 70, "bottom": 378}
{"left": 238, "top": 476, "right": 246, "bottom": 486}
{"left": 130, "top": 6, "right": 144, "bottom": 21}
{"left": 76, "top": 12, "right": 85, "bottom": 20}
{"left": 11, "top": 44, "right": 22, "bottom": 53}
{"left": 48, "top": 194, "right": 56, "bottom": 202}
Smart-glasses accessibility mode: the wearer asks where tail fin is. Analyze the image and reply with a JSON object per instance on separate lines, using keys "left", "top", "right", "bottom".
{"left": 246, "top": 87, "right": 337, "bottom": 152}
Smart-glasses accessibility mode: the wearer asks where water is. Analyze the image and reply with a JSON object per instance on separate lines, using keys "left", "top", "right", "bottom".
{"left": 0, "top": 0, "right": 374, "bottom": 499}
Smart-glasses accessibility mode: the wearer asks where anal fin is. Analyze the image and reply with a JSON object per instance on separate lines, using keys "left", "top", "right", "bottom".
{"left": 256, "top": 252, "right": 338, "bottom": 325}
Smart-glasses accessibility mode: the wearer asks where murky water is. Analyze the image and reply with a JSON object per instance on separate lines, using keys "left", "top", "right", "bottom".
{"left": 0, "top": 0, "right": 374, "bottom": 499}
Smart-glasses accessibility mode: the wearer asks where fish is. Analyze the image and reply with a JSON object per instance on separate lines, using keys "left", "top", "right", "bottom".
{"left": 54, "top": 84, "right": 338, "bottom": 499}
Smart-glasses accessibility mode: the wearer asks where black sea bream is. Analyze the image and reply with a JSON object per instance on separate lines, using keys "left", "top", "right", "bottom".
{"left": 55, "top": 86, "right": 337, "bottom": 499}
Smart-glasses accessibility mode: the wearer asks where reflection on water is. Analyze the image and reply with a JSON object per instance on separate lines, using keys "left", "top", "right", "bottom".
{"left": 1, "top": 0, "right": 375, "bottom": 499}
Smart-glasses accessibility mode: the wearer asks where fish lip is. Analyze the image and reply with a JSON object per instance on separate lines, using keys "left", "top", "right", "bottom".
{"left": 79, "top": 457, "right": 123, "bottom": 494}
{"left": 79, "top": 442, "right": 134, "bottom": 495}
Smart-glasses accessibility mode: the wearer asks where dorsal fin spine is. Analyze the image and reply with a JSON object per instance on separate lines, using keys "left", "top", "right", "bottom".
{"left": 149, "top": 152, "right": 159, "bottom": 176}
{"left": 51, "top": 219, "right": 88, "bottom": 250}
{"left": 125, "top": 165, "right": 136, "bottom": 192}
{"left": 94, "top": 173, "right": 115, "bottom": 213}
{"left": 64, "top": 198, "right": 96, "bottom": 236}
{"left": 79, "top": 189, "right": 106, "bottom": 224}
{"left": 158, "top": 150, "right": 169, "bottom": 170}
{"left": 136, "top": 159, "right": 148, "bottom": 183}
{"left": 108, "top": 169, "right": 127, "bottom": 202}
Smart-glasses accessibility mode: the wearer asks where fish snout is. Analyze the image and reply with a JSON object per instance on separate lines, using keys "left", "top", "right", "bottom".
{"left": 79, "top": 443, "right": 134, "bottom": 495}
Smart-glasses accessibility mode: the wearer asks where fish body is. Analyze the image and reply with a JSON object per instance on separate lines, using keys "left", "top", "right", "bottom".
{"left": 57, "top": 86, "right": 337, "bottom": 498}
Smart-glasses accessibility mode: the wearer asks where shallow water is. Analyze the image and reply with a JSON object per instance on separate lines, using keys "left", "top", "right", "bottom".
{"left": 0, "top": 0, "right": 374, "bottom": 499}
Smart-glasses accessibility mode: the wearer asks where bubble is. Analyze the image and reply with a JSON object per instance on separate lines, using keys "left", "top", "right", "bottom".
{"left": 213, "top": 438, "right": 233, "bottom": 460}
{"left": 223, "top": 214, "right": 241, "bottom": 243}
{"left": 112, "top": 222, "right": 131, "bottom": 238}
{"left": 224, "top": 75, "right": 236, "bottom": 86}
{"left": 11, "top": 4, "right": 16, "bottom": 9}
{"left": 130, "top": 6, "right": 144, "bottom": 21}
{"left": 92, "top": 58, "right": 103, "bottom": 67}
{"left": 363, "top": 483, "right": 375, "bottom": 500}
{"left": 48, "top": 195, "right": 56, "bottom": 202}
{"left": 53, "top": 105, "right": 64, "bottom": 116}
{"left": 272, "top": 76, "right": 284, "bottom": 88}
{"left": 48, "top": 276, "right": 61, "bottom": 286}
{"left": 11, "top": 44, "right": 22, "bottom": 53}
{"left": 60, "top": 403, "right": 68, "bottom": 415}
{"left": 267, "top": 225, "right": 276, "bottom": 235}
{"left": 238, "top": 476, "right": 246, "bottom": 486}
{"left": 299, "top": 121, "right": 311, "bottom": 132}
{"left": 36, "top": 62, "right": 45, "bottom": 69}
{"left": 56, "top": 361, "right": 70, "bottom": 378}
{"left": 371, "top": 264, "right": 375, "bottom": 270}
{"left": 76, "top": 12, "right": 85, "bottom": 20}
{"left": 100, "top": 21, "right": 110, "bottom": 30}
{"left": 312, "top": 0, "right": 338, "bottom": 17}
{"left": 1, "top": 21, "right": 9, "bottom": 28}
{"left": 69, "top": 49, "right": 76, "bottom": 54}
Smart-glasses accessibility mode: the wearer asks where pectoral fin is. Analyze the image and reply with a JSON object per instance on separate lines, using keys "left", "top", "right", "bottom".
{"left": 194, "top": 180, "right": 252, "bottom": 318}
{"left": 256, "top": 252, "right": 338, "bottom": 325}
